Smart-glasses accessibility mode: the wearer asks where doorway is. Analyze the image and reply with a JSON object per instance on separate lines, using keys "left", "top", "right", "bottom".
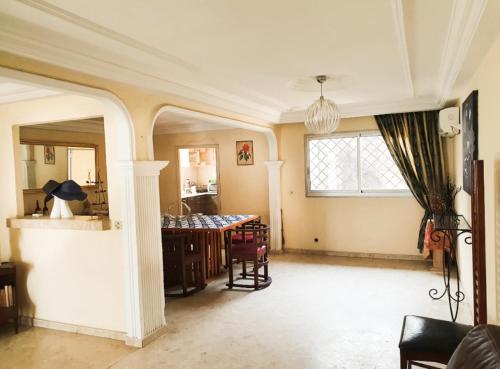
{"left": 177, "top": 145, "right": 220, "bottom": 215}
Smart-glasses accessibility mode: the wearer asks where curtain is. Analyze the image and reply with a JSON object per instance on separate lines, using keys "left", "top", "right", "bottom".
{"left": 375, "top": 111, "right": 447, "bottom": 252}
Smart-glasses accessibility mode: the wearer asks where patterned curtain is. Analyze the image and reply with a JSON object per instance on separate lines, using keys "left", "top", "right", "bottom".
{"left": 375, "top": 111, "right": 447, "bottom": 252}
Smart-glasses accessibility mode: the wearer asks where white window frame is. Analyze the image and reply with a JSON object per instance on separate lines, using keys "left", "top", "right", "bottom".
{"left": 305, "top": 130, "right": 412, "bottom": 198}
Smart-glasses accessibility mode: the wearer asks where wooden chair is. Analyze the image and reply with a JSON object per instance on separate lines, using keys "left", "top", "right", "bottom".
{"left": 162, "top": 231, "right": 206, "bottom": 297}
{"left": 226, "top": 223, "right": 271, "bottom": 290}
{"left": 399, "top": 160, "right": 486, "bottom": 368}
{"left": 223, "top": 216, "right": 261, "bottom": 268}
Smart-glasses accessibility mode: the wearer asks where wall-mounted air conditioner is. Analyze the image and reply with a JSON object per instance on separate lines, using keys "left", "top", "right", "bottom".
{"left": 439, "top": 107, "right": 460, "bottom": 137}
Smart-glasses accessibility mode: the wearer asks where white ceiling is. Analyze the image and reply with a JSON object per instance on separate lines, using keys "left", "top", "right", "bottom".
{"left": 0, "top": 76, "right": 60, "bottom": 104}
{"left": 155, "top": 112, "right": 235, "bottom": 135}
{"left": 1, "top": 0, "right": 499, "bottom": 123}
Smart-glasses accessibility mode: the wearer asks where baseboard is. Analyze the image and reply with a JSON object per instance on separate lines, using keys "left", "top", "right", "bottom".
{"left": 125, "top": 324, "right": 169, "bottom": 348}
{"left": 283, "top": 248, "right": 423, "bottom": 261}
{"left": 20, "top": 316, "right": 126, "bottom": 341}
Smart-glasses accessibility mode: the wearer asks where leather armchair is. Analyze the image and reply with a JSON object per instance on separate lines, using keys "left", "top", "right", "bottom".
{"left": 447, "top": 325, "right": 500, "bottom": 369}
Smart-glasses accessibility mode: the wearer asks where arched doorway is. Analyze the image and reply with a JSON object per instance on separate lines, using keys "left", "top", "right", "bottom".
{"left": 0, "top": 67, "right": 166, "bottom": 346}
{"left": 148, "top": 105, "right": 283, "bottom": 252}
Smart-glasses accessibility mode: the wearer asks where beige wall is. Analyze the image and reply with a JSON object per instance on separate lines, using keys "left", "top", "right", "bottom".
{"left": 154, "top": 129, "right": 270, "bottom": 223}
{"left": 278, "top": 117, "right": 423, "bottom": 256}
{"left": 453, "top": 33, "right": 500, "bottom": 323}
{"left": 0, "top": 94, "right": 126, "bottom": 333}
{"left": 19, "top": 126, "right": 107, "bottom": 215}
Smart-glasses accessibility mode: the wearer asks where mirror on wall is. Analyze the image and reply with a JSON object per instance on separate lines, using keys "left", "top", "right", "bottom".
{"left": 20, "top": 141, "right": 97, "bottom": 191}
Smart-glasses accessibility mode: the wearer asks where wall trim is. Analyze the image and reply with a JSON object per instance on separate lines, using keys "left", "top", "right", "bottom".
{"left": 390, "top": 0, "right": 414, "bottom": 98}
{"left": 435, "top": 0, "right": 488, "bottom": 105}
{"left": 20, "top": 316, "right": 126, "bottom": 341}
{"left": 125, "top": 325, "right": 169, "bottom": 348}
{"left": 285, "top": 248, "right": 424, "bottom": 262}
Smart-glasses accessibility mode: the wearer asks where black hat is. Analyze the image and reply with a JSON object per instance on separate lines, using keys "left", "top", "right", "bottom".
{"left": 42, "top": 180, "right": 87, "bottom": 201}
{"left": 42, "top": 180, "right": 61, "bottom": 200}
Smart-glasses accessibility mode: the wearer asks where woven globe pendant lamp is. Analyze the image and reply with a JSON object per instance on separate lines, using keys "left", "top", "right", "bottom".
{"left": 304, "top": 75, "right": 341, "bottom": 134}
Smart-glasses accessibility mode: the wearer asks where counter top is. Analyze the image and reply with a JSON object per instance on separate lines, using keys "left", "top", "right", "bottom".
{"left": 6, "top": 215, "right": 111, "bottom": 231}
{"left": 181, "top": 192, "right": 217, "bottom": 199}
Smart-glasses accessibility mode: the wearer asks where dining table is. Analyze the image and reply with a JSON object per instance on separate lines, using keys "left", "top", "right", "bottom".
{"left": 161, "top": 214, "right": 259, "bottom": 279}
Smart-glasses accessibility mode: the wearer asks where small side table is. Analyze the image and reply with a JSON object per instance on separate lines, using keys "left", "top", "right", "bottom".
{"left": 0, "top": 262, "right": 18, "bottom": 333}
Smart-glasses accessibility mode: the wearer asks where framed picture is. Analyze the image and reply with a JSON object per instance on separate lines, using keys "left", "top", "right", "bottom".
{"left": 462, "top": 90, "right": 478, "bottom": 194}
{"left": 44, "top": 145, "right": 55, "bottom": 165}
{"left": 236, "top": 140, "right": 254, "bottom": 165}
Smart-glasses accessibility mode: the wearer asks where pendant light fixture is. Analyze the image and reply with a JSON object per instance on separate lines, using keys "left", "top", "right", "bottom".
{"left": 304, "top": 75, "right": 341, "bottom": 134}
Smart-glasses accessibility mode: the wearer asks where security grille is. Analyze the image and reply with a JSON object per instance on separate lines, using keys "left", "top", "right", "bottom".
{"left": 306, "top": 132, "right": 408, "bottom": 196}
{"left": 360, "top": 135, "right": 408, "bottom": 191}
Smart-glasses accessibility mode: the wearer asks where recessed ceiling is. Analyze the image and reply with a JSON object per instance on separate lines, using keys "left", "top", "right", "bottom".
{"left": 0, "top": 76, "right": 60, "bottom": 104}
{"left": 1, "top": 0, "right": 498, "bottom": 122}
{"left": 154, "top": 108, "right": 254, "bottom": 135}
{"left": 23, "top": 117, "right": 104, "bottom": 134}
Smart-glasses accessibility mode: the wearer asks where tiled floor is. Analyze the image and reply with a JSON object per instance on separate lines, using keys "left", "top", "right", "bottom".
{"left": 0, "top": 254, "right": 471, "bottom": 369}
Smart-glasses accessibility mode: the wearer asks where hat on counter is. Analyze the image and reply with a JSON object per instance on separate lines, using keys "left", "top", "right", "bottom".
{"left": 42, "top": 180, "right": 87, "bottom": 202}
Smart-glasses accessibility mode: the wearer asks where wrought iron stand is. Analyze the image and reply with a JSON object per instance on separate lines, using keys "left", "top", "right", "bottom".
{"left": 428, "top": 215, "right": 472, "bottom": 322}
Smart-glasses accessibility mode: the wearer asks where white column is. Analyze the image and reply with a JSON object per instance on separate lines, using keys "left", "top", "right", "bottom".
{"left": 119, "top": 160, "right": 168, "bottom": 347}
{"left": 264, "top": 160, "right": 284, "bottom": 252}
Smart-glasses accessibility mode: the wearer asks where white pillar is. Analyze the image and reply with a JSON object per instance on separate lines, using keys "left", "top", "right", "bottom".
{"left": 119, "top": 160, "right": 168, "bottom": 347}
{"left": 264, "top": 160, "right": 284, "bottom": 252}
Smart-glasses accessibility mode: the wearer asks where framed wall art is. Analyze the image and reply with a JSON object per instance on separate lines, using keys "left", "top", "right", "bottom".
{"left": 44, "top": 145, "right": 56, "bottom": 165}
{"left": 462, "top": 90, "right": 478, "bottom": 194}
{"left": 236, "top": 140, "right": 254, "bottom": 165}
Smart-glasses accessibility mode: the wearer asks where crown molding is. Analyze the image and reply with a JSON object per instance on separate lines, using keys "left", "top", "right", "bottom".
{"left": 0, "top": 13, "right": 282, "bottom": 123}
{"left": 278, "top": 97, "right": 441, "bottom": 123}
{"left": 16, "top": 0, "right": 196, "bottom": 71}
{"left": 391, "top": 0, "right": 414, "bottom": 98}
{"left": 23, "top": 119, "right": 104, "bottom": 134}
{"left": 435, "top": 0, "right": 488, "bottom": 105}
{"left": 0, "top": 88, "right": 60, "bottom": 104}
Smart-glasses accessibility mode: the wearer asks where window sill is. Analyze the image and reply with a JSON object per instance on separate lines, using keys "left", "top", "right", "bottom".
{"left": 306, "top": 192, "right": 412, "bottom": 198}
{"left": 6, "top": 215, "right": 111, "bottom": 231}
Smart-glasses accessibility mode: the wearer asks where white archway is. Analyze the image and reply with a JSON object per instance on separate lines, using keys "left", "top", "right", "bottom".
{"left": 148, "top": 105, "right": 283, "bottom": 251}
{"left": 0, "top": 67, "right": 166, "bottom": 346}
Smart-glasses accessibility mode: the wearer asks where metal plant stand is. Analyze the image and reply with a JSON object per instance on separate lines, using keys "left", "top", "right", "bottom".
{"left": 429, "top": 215, "right": 472, "bottom": 322}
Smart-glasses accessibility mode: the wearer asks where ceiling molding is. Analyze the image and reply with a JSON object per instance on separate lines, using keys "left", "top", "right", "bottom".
{"left": 279, "top": 97, "right": 441, "bottom": 123}
{"left": 24, "top": 119, "right": 104, "bottom": 134}
{"left": 0, "top": 14, "right": 282, "bottom": 123}
{"left": 154, "top": 124, "right": 233, "bottom": 136}
{"left": 435, "top": 0, "right": 488, "bottom": 105}
{"left": 0, "top": 88, "right": 60, "bottom": 104}
{"left": 391, "top": 0, "right": 414, "bottom": 98}
{"left": 16, "top": 0, "right": 195, "bottom": 71}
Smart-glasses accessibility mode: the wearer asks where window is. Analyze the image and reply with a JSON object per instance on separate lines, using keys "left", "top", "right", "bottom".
{"left": 305, "top": 131, "right": 409, "bottom": 196}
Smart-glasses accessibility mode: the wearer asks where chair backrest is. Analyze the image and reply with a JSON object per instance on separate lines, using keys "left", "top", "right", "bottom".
{"left": 447, "top": 324, "right": 500, "bottom": 369}
{"left": 471, "top": 160, "right": 487, "bottom": 325}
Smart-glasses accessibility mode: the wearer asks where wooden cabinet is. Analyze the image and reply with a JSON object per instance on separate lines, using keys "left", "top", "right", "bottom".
{"left": 182, "top": 194, "right": 218, "bottom": 215}
{"left": 0, "top": 263, "right": 18, "bottom": 333}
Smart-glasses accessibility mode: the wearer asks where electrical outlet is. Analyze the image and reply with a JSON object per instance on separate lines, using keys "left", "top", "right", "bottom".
{"left": 114, "top": 221, "right": 122, "bottom": 230}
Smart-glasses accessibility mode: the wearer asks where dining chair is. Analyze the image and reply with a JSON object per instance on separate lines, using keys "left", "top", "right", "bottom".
{"left": 399, "top": 160, "right": 486, "bottom": 368}
{"left": 226, "top": 223, "right": 271, "bottom": 290}
{"left": 162, "top": 231, "right": 206, "bottom": 297}
{"left": 223, "top": 217, "right": 261, "bottom": 267}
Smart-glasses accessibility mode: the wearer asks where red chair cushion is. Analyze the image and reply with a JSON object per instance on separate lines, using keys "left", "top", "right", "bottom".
{"left": 231, "top": 233, "right": 254, "bottom": 243}
{"left": 231, "top": 244, "right": 267, "bottom": 258}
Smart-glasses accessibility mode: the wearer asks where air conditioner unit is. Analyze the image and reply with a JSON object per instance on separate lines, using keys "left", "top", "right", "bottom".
{"left": 439, "top": 107, "right": 460, "bottom": 137}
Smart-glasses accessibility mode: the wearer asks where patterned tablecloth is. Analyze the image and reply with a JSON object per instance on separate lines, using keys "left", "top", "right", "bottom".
{"left": 162, "top": 214, "right": 256, "bottom": 230}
